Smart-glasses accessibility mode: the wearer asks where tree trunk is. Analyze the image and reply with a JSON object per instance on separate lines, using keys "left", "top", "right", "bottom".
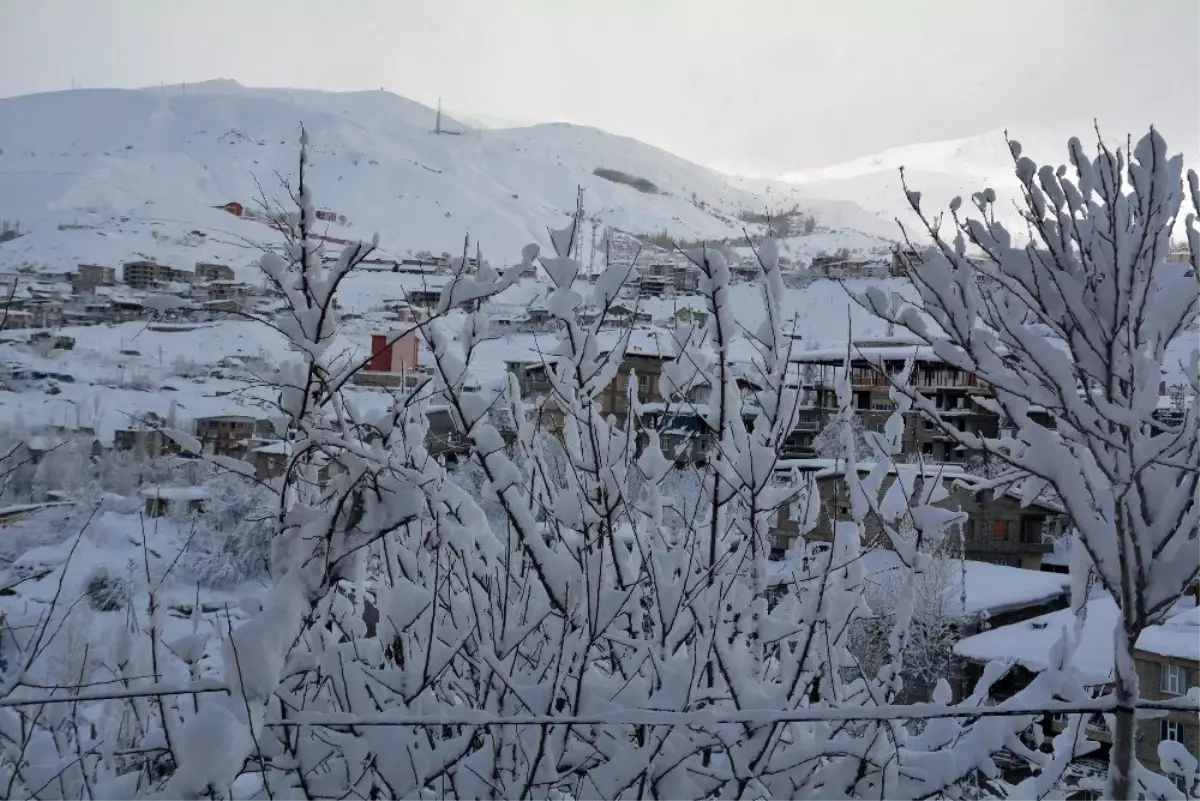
{"left": 1109, "top": 628, "right": 1139, "bottom": 801}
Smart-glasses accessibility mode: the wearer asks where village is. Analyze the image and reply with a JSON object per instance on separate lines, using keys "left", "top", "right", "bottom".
{"left": 0, "top": 232, "right": 1193, "bottom": 786}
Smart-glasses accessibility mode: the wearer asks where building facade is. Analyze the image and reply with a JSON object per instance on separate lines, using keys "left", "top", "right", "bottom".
{"left": 195, "top": 262, "right": 235, "bottom": 282}
{"left": 74, "top": 264, "right": 116, "bottom": 293}
{"left": 122, "top": 261, "right": 194, "bottom": 290}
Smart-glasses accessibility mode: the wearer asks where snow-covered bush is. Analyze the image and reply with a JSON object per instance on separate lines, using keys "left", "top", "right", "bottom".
{"left": 84, "top": 565, "right": 130, "bottom": 611}
{"left": 176, "top": 473, "right": 274, "bottom": 587}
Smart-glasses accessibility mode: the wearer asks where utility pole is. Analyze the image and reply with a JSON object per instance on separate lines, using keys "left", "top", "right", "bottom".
{"left": 589, "top": 222, "right": 598, "bottom": 275}
{"left": 571, "top": 186, "right": 585, "bottom": 261}
{"left": 436, "top": 99, "right": 442, "bottom": 134}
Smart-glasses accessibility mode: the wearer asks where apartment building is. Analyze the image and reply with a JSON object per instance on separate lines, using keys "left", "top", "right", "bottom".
{"left": 122, "top": 261, "right": 194, "bottom": 290}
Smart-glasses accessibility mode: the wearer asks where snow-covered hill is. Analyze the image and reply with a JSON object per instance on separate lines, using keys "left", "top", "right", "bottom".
{"left": 773, "top": 126, "right": 1200, "bottom": 239}
{"left": 0, "top": 82, "right": 896, "bottom": 276}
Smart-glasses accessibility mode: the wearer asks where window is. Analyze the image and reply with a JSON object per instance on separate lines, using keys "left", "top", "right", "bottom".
{"left": 993, "top": 520, "right": 1010, "bottom": 541}
{"left": 1161, "top": 662, "right": 1188, "bottom": 695}
{"left": 923, "top": 418, "right": 934, "bottom": 430}
{"left": 1162, "top": 719, "right": 1183, "bottom": 743}
{"left": 1020, "top": 517, "right": 1045, "bottom": 544}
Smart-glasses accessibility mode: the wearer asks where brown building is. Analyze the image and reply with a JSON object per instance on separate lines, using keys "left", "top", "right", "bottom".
{"left": 793, "top": 342, "right": 1000, "bottom": 463}
{"left": 113, "top": 426, "right": 180, "bottom": 457}
{"left": 1134, "top": 606, "right": 1199, "bottom": 780}
{"left": 194, "top": 414, "right": 267, "bottom": 457}
{"left": 195, "top": 262, "right": 235, "bottom": 282}
{"left": 890, "top": 248, "right": 927, "bottom": 277}
{"left": 73, "top": 264, "right": 116, "bottom": 293}
{"left": 770, "top": 462, "right": 1063, "bottom": 567}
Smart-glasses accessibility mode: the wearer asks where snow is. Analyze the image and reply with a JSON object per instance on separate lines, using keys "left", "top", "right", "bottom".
{"left": 954, "top": 595, "right": 1199, "bottom": 684}
{"left": 138, "top": 485, "right": 210, "bottom": 501}
{"left": 0, "top": 85, "right": 898, "bottom": 277}
{"left": 773, "top": 547, "right": 1069, "bottom": 619}
{"left": 1136, "top": 606, "right": 1200, "bottom": 662}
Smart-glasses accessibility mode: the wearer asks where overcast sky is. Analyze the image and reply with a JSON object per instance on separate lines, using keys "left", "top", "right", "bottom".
{"left": 1, "top": 0, "right": 1195, "bottom": 172}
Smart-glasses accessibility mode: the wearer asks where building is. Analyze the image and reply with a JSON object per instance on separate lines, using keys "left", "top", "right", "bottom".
{"left": 122, "top": 261, "right": 194, "bottom": 290}
{"left": 0, "top": 310, "right": 33, "bottom": 329}
{"left": 193, "top": 414, "right": 268, "bottom": 457}
{"left": 1134, "top": 605, "right": 1199, "bottom": 778}
{"left": 809, "top": 256, "right": 873, "bottom": 279}
{"left": 113, "top": 417, "right": 180, "bottom": 457}
{"left": 140, "top": 486, "right": 209, "bottom": 518}
{"left": 196, "top": 280, "right": 250, "bottom": 303}
{"left": 352, "top": 329, "right": 421, "bottom": 388}
{"left": 955, "top": 592, "right": 1199, "bottom": 766}
{"left": 195, "top": 262, "right": 235, "bottom": 282}
{"left": 890, "top": 248, "right": 927, "bottom": 277}
{"left": 21, "top": 299, "right": 65, "bottom": 329}
{"left": 769, "top": 461, "right": 1063, "bottom": 568}
{"left": 792, "top": 342, "right": 999, "bottom": 462}
{"left": 73, "top": 264, "right": 116, "bottom": 293}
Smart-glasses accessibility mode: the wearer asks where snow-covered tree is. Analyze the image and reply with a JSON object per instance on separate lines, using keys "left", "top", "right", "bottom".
{"left": 811, "top": 410, "right": 880, "bottom": 459}
{"left": 5, "top": 132, "right": 1176, "bottom": 800}
{"left": 856, "top": 128, "right": 1200, "bottom": 798}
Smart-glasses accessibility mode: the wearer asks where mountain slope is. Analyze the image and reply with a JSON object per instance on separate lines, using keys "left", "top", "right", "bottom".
{"left": 0, "top": 84, "right": 895, "bottom": 276}
{"left": 775, "top": 126, "right": 1200, "bottom": 238}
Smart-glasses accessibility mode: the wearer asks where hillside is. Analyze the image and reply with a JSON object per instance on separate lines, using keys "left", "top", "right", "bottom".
{"left": 771, "top": 125, "right": 1200, "bottom": 240}
{"left": 0, "top": 83, "right": 896, "bottom": 277}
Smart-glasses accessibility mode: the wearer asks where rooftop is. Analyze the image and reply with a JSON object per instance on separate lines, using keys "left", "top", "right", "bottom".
{"left": 954, "top": 594, "right": 1199, "bottom": 684}
{"left": 138, "top": 485, "right": 211, "bottom": 502}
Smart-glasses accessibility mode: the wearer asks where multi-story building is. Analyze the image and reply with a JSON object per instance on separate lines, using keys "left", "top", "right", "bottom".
{"left": 122, "top": 261, "right": 194, "bottom": 290}
{"left": 193, "top": 414, "right": 268, "bottom": 457}
{"left": 73, "top": 264, "right": 116, "bottom": 293}
{"left": 769, "top": 461, "right": 1063, "bottom": 567}
{"left": 792, "top": 341, "right": 999, "bottom": 462}
{"left": 1135, "top": 605, "right": 1199, "bottom": 782}
{"left": 195, "top": 262, "right": 235, "bottom": 282}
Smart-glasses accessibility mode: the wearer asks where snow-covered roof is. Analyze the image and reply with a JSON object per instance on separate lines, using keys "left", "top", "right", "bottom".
{"left": 138, "top": 485, "right": 210, "bottom": 501}
{"left": 955, "top": 596, "right": 1120, "bottom": 683}
{"left": 773, "top": 458, "right": 973, "bottom": 481}
{"left": 772, "top": 548, "right": 1069, "bottom": 619}
{"left": 1136, "top": 606, "right": 1200, "bottom": 662}
{"left": 788, "top": 343, "right": 949, "bottom": 365}
{"left": 857, "top": 549, "right": 1070, "bottom": 617}
{"left": 954, "top": 595, "right": 1199, "bottom": 683}
{"left": 251, "top": 441, "right": 292, "bottom": 456}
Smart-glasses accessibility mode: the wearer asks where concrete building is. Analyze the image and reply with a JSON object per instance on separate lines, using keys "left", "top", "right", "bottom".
{"left": 193, "top": 414, "right": 267, "bottom": 457}
{"left": 1134, "top": 605, "right": 1199, "bottom": 780}
{"left": 122, "top": 261, "right": 193, "bottom": 290}
{"left": 73, "top": 264, "right": 116, "bottom": 293}
{"left": 195, "top": 262, "right": 235, "bottom": 282}
{"left": 352, "top": 329, "right": 421, "bottom": 388}
{"left": 792, "top": 342, "right": 999, "bottom": 463}
{"left": 768, "top": 461, "right": 1063, "bottom": 568}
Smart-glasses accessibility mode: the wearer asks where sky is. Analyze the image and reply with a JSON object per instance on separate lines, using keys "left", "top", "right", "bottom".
{"left": 1, "top": 0, "right": 1196, "bottom": 173}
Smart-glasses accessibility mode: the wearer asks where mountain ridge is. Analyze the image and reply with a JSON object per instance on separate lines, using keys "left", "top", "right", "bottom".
{"left": 0, "top": 82, "right": 897, "bottom": 276}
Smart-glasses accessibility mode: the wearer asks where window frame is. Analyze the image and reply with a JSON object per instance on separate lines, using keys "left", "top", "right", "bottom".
{"left": 1161, "top": 662, "right": 1187, "bottom": 695}
{"left": 1161, "top": 719, "right": 1183, "bottom": 743}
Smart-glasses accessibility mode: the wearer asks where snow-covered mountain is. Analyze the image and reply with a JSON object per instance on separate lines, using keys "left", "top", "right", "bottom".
{"left": 0, "top": 81, "right": 896, "bottom": 276}
{"left": 774, "top": 125, "right": 1200, "bottom": 238}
